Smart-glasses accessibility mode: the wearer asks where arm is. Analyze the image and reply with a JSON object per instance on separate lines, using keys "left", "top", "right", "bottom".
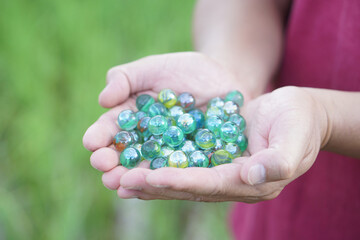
{"left": 194, "top": 0, "right": 291, "bottom": 98}
{"left": 306, "top": 88, "right": 360, "bottom": 158}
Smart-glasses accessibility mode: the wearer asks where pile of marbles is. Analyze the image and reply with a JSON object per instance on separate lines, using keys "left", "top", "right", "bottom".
{"left": 113, "top": 89, "right": 248, "bottom": 169}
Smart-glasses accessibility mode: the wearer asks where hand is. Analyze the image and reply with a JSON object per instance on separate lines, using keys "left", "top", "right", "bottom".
{"left": 112, "top": 86, "right": 329, "bottom": 202}
{"left": 82, "top": 52, "right": 249, "bottom": 191}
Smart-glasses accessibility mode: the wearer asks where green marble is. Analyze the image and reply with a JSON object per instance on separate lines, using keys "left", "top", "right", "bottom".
{"left": 228, "top": 114, "right": 246, "bottom": 133}
{"left": 148, "top": 103, "right": 169, "bottom": 117}
{"left": 168, "top": 150, "right": 189, "bottom": 168}
{"left": 150, "top": 157, "right": 168, "bottom": 170}
{"left": 177, "top": 92, "right": 195, "bottom": 111}
{"left": 120, "top": 147, "right": 141, "bottom": 169}
{"left": 211, "top": 149, "right": 233, "bottom": 166}
{"left": 163, "top": 126, "right": 184, "bottom": 147}
{"left": 224, "top": 142, "right": 242, "bottom": 158}
{"left": 137, "top": 116, "right": 151, "bottom": 138}
{"left": 225, "top": 90, "right": 244, "bottom": 107}
{"left": 160, "top": 145, "right": 175, "bottom": 158}
{"left": 158, "top": 89, "right": 177, "bottom": 108}
{"left": 132, "top": 143, "right": 144, "bottom": 160}
{"left": 220, "top": 121, "right": 240, "bottom": 143}
{"left": 207, "top": 97, "right": 225, "bottom": 109}
{"left": 148, "top": 115, "right": 168, "bottom": 135}
{"left": 180, "top": 140, "right": 198, "bottom": 155}
{"left": 129, "top": 130, "right": 142, "bottom": 144}
{"left": 189, "top": 150, "right": 209, "bottom": 167}
{"left": 141, "top": 140, "right": 161, "bottom": 160}
{"left": 149, "top": 135, "right": 165, "bottom": 146}
{"left": 136, "top": 94, "right": 155, "bottom": 112}
{"left": 177, "top": 113, "right": 196, "bottom": 134}
{"left": 166, "top": 116, "right": 177, "bottom": 126}
{"left": 188, "top": 109, "right": 205, "bottom": 129}
{"left": 205, "top": 106, "right": 225, "bottom": 120}
{"left": 117, "top": 109, "right": 138, "bottom": 130}
{"left": 205, "top": 116, "right": 223, "bottom": 137}
{"left": 223, "top": 101, "right": 239, "bottom": 118}
{"left": 135, "top": 111, "right": 148, "bottom": 121}
{"left": 169, "top": 106, "right": 185, "bottom": 120}
{"left": 236, "top": 133, "right": 248, "bottom": 152}
{"left": 195, "top": 129, "right": 216, "bottom": 150}
{"left": 113, "top": 131, "right": 134, "bottom": 152}
{"left": 214, "top": 138, "right": 225, "bottom": 151}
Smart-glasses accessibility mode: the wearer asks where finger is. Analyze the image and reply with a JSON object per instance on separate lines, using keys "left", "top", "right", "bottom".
{"left": 99, "top": 56, "right": 162, "bottom": 108}
{"left": 90, "top": 147, "right": 119, "bottom": 172}
{"left": 117, "top": 186, "right": 171, "bottom": 200}
{"left": 82, "top": 100, "right": 135, "bottom": 151}
{"left": 120, "top": 168, "right": 200, "bottom": 200}
{"left": 102, "top": 166, "right": 128, "bottom": 190}
{"left": 143, "top": 163, "right": 264, "bottom": 197}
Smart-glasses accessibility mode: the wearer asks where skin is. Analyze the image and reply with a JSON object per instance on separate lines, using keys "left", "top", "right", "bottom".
{"left": 83, "top": 0, "right": 360, "bottom": 202}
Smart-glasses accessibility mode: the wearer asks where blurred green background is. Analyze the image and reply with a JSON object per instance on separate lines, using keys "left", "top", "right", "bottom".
{"left": 0, "top": 0, "right": 231, "bottom": 239}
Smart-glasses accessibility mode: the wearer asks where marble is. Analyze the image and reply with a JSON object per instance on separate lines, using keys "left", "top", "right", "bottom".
{"left": 168, "top": 150, "right": 189, "bottom": 168}
{"left": 117, "top": 109, "right": 138, "bottom": 130}
{"left": 136, "top": 94, "right": 155, "bottom": 112}
{"left": 158, "top": 89, "right": 177, "bottom": 109}
{"left": 120, "top": 147, "right": 141, "bottom": 169}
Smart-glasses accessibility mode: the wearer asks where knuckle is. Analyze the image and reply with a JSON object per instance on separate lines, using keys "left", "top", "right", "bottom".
{"left": 279, "top": 157, "right": 296, "bottom": 180}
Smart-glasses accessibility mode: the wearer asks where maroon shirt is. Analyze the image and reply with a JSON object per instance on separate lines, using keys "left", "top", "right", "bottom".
{"left": 230, "top": 0, "right": 360, "bottom": 239}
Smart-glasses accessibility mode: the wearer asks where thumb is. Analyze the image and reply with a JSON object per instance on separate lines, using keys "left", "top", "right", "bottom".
{"left": 99, "top": 56, "right": 162, "bottom": 108}
{"left": 240, "top": 148, "right": 299, "bottom": 185}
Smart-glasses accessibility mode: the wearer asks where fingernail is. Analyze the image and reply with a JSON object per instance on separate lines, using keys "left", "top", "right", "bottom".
{"left": 123, "top": 186, "right": 142, "bottom": 191}
{"left": 248, "top": 164, "right": 266, "bottom": 185}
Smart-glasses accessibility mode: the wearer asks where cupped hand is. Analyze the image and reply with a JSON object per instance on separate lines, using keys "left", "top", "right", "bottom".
{"left": 82, "top": 52, "right": 248, "bottom": 191}
{"left": 112, "top": 86, "right": 329, "bottom": 202}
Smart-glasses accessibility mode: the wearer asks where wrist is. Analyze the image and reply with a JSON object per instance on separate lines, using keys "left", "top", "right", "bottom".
{"left": 303, "top": 88, "right": 333, "bottom": 150}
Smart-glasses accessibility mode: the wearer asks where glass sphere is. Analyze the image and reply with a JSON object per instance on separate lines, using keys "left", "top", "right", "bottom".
{"left": 220, "top": 121, "right": 240, "bottom": 143}
{"left": 225, "top": 90, "right": 244, "bottom": 107}
{"left": 113, "top": 131, "right": 133, "bottom": 152}
{"left": 168, "top": 150, "right": 189, "bottom": 168}
{"left": 132, "top": 143, "right": 144, "bottom": 160}
{"left": 150, "top": 157, "right": 168, "bottom": 170}
{"left": 207, "top": 97, "right": 225, "bottom": 109}
{"left": 223, "top": 101, "right": 239, "bottom": 118}
{"left": 117, "top": 109, "right": 138, "bottom": 130}
{"left": 135, "top": 111, "right": 148, "bottom": 121}
{"left": 205, "top": 106, "right": 225, "bottom": 120}
{"left": 158, "top": 89, "right": 177, "bottom": 108}
{"left": 211, "top": 149, "right": 233, "bottom": 166}
{"left": 236, "top": 133, "right": 248, "bottom": 152}
{"left": 160, "top": 145, "right": 175, "bottom": 158}
{"left": 205, "top": 116, "right": 223, "bottom": 137}
{"left": 163, "top": 126, "right": 184, "bottom": 147}
{"left": 214, "top": 138, "right": 225, "bottom": 151}
{"left": 148, "top": 115, "right": 168, "bottom": 135}
{"left": 177, "top": 92, "right": 195, "bottom": 111}
{"left": 136, "top": 94, "right": 155, "bottom": 112}
{"left": 188, "top": 108, "right": 205, "bottom": 129}
{"left": 189, "top": 150, "right": 209, "bottom": 167}
{"left": 224, "top": 142, "right": 242, "bottom": 158}
{"left": 195, "top": 129, "right": 216, "bottom": 149}
{"left": 148, "top": 103, "right": 169, "bottom": 117}
{"left": 177, "top": 113, "right": 197, "bottom": 134}
{"left": 120, "top": 147, "right": 141, "bottom": 169}
{"left": 228, "top": 114, "right": 246, "bottom": 133}
{"left": 169, "top": 106, "right": 185, "bottom": 120}
{"left": 180, "top": 140, "right": 198, "bottom": 155}
{"left": 137, "top": 116, "right": 151, "bottom": 138}
{"left": 141, "top": 140, "right": 161, "bottom": 160}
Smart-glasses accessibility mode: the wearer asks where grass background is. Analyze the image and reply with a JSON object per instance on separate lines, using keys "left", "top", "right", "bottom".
{"left": 0, "top": 0, "right": 232, "bottom": 239}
